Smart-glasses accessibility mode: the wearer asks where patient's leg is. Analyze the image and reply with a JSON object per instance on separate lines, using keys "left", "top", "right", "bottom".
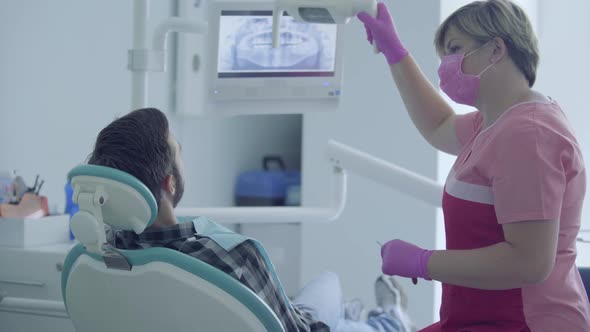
{"left": 293, "top": 271, "right": 343, "bottom": 330}
{"left": 292, "top": 272, "right": 409, "bottom": 332}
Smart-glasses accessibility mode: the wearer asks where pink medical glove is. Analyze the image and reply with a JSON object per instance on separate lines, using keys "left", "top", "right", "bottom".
{"left": 357, "top": 2, "right": 408, "bottom": 65}
{"left": 381, "top": 239, "right": 433, "bottom": 280}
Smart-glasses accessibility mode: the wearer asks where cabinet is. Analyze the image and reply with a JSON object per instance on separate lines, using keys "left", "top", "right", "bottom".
{"left": 0, "top": 243, "right": 75, "bottom": 332}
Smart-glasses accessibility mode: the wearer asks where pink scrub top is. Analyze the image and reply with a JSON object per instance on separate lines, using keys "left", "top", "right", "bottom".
{"left": 421, "top": 100, "right": 590, "bottom": 332}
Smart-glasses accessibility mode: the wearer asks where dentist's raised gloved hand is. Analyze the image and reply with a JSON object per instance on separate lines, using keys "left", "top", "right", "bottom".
{"left": 381, "top": 239, "right": 433, "bottom": 280}
{"left": 357, "top": 2, "right": 408, "bottom": 65}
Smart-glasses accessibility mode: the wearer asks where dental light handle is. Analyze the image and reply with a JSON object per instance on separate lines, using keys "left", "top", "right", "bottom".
{"left": 272, "top": 0, "right": 379, "bottom": 53}
{"left": 272, "top": 9, "right": 283, "bottom": 49}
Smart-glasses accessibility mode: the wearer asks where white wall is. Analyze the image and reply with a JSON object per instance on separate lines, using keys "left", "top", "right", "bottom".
{"left": 535, "top": 0, "right": 590, "bottom": 231}
{"left": 0, "top": 0, "right": 140, "bottom": 212}
{"left": 301, "top": 0, "right": 441, "bottom": 328}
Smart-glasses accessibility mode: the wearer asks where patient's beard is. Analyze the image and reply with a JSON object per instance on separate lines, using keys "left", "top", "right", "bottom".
{"left": 172, "top": 165, "right": 184, "bottom": 208}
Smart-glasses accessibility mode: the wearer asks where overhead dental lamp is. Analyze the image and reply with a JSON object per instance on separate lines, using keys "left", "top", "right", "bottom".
{"left": 271, "top": 0, "right": 378, "bottom": 49}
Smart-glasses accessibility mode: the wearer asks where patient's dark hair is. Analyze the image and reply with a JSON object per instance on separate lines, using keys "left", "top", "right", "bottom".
{"left": 88, "top": 108, "right": 174, "bottom": 206}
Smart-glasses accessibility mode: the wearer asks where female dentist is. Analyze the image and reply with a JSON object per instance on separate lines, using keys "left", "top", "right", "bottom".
{"left": 357, "top": 0, "right": 590, "bottom": 331}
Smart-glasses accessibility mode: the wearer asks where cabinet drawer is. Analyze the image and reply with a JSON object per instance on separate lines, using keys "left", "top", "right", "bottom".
{"left": 0, "top": 248, "right": 68, "bottom": 301}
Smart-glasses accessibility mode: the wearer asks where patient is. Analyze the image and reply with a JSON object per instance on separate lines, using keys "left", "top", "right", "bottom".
{"left": 87, "top": 108, "right": 415, "bottom": 332}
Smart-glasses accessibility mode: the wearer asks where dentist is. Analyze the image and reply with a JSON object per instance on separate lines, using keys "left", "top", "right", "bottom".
{"left": 358, "top": 1, "right": 590, "bottom": 331}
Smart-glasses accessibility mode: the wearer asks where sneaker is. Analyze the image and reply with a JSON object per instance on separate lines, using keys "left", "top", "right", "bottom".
{"left": 343, "top": 298, "right": 364, "bottom": 321}
{"left": 374, "top": 275, "right": 416, "bottom": 332}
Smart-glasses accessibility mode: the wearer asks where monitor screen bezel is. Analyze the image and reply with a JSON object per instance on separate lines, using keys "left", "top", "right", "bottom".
{"left": 207, "top": 0, "right": 344, "bottom": 100}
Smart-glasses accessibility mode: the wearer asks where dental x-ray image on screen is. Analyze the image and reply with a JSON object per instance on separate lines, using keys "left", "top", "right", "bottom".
{"left": 217, "top": 10, "right": 337, "bottom": 78}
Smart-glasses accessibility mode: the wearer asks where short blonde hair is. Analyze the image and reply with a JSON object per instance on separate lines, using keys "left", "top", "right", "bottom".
{"left": 435, "top": 0, "right": 539, "bottom": 87}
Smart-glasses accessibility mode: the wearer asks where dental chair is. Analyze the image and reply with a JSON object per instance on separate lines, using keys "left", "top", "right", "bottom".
{"left": 61, "top": 165, "right": 285, "bottom": 332}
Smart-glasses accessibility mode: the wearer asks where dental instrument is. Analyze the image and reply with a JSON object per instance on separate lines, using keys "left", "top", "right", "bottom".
{"left": 34, "top": 180, "right": 44, "bottom": 195}
{"left": 27, "top": 175, "right": 39, "bottom": 193}
{"left": 376, "top": 243, "right": 418, "bottom": 285}
{"left": 13, "top": 175, "right": 27, "bottom": 200}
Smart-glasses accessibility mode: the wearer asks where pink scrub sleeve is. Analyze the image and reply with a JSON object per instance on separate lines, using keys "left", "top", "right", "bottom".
{"left": 490, "top": 120, "right": 567, "bottom": 224}
{"left": 454, "top": 111, "right": 482, "bottom": 146}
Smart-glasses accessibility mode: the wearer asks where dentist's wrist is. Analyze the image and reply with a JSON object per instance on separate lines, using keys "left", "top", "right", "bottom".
{"left": 383, "top": 44, "right": 409, "bottom": 65}
{"left": 418, "top": 249, "right": 434, "bottom": 280}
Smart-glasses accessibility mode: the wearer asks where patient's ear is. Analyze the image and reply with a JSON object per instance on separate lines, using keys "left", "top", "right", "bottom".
{"left": 162, "top": 174, "right": 176, "bottom": 195}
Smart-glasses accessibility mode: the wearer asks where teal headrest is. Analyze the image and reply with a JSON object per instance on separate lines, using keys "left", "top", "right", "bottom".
{"left": 67, "top": 164, "right": 158, "bottom": 229}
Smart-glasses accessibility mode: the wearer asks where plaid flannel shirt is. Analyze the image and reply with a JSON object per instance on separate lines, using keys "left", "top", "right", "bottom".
{"left": 106, "top": 221, "right": 330, "bottom": 332}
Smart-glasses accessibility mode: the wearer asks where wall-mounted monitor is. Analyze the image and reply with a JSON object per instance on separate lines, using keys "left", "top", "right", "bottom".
{"left": 208, "top": 1, "right": 344, "bottom": 102}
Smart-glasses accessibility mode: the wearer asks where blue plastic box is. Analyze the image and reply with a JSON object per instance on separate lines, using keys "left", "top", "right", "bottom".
{"left": 235, "top": 156, "right": 301, "bottom": 206}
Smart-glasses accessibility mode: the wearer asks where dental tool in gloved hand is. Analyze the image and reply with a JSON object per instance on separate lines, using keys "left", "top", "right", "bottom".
{"left": 377, "top": 240, "right": 419, "bottom": 285}
{"left": 272, "top": 0, "right": 379, "bottom": 53}
{"left": 380, "top": 239, "right": 430, "bottom": 285}
{"left": 357, "top": 2, "right": 409, "bottom": 65}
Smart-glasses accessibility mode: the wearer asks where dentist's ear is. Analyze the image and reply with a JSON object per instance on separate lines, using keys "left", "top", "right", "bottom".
{"left": 491, "top": 37, "right": 508, "bottom": 64}
{"left": 162, "top": 174, "right": 176, "bottom": 195}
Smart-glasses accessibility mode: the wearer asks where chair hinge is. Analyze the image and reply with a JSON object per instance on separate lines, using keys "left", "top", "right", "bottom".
{"left": 102, "top": 244, "right": 132, "bottom": 271}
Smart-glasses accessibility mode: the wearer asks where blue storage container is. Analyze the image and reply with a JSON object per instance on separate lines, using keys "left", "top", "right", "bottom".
{"left": 235, "top": 156, "right": 301, "bottom": 206}
{"left": 65, "top": 182, "right": 79, "bottom": 240}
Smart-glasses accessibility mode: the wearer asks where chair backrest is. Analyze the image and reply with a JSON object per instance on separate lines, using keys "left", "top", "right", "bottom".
{"left": 62, "top": 165, "right": 285, "bottom": 332}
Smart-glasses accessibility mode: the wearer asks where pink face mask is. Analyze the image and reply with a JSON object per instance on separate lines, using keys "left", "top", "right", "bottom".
{"left": 438, "top": 41, "right": 495, "bottom": 106}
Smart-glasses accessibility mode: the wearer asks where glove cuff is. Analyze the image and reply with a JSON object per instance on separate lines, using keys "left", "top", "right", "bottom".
{"left": 418, "top": 249, "right": 434, "bottom": 280}
{"left": 385, "top": 48, "right": 409, "bottom": 65}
